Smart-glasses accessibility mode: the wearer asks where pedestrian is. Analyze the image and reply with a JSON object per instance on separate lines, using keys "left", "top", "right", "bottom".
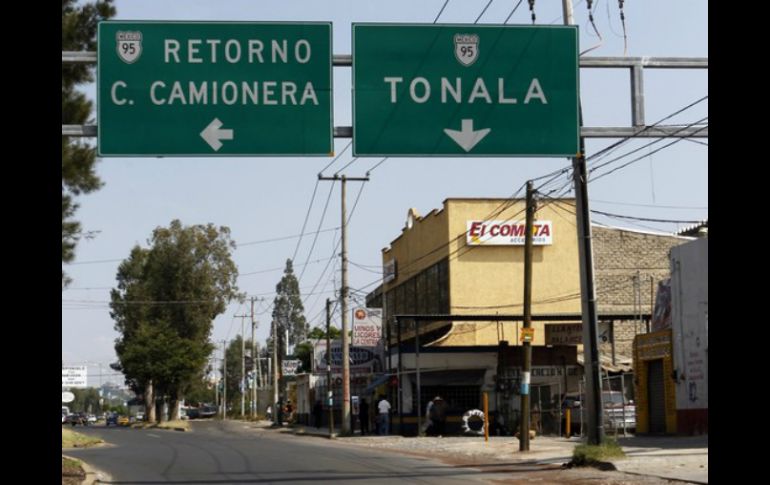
{"left": 313, "top": 400, "right": 323, "bottom": 429}
{"left": 430, "top": 396, "right": 448, "bottom": 437}
{"left": 276, "top": 400, "right": 284, "bottom": 426}
{"left": 266, "top": 405, "right": 273, "bottom": 422}
{"left": 285, "top": 400, "right": 294, "bottom": 423}
{"left": 359, "top": 398, "right": 370, "bottom": 435}
{"left": 422, "top": 399, "right": 434, "bottom": 436}
{"left": 377, "top": 395, "right": 391, "bottom": 435}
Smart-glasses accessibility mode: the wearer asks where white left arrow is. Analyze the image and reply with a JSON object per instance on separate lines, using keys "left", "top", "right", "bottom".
{"left": 200, "top": 118, "right": 234, "bottom": 151}
{"left": 443, "top": 119, "right": 491, "bottom": 152}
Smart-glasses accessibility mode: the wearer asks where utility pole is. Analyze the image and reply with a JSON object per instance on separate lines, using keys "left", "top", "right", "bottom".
{"left": 251, "top": 297, "right": 258, "bottom": 419}
{"left": 520, "top": 180, "right": 535, "bottom": 452}
{"left": 222, "top": 340, "right": 227, "bottom": 420}
{"left": 272, "top": 317, "right": 279, "bottom": 425}
{"left": 235, "top": 314, "right": 250, "bottom": 418}
{"left": 564, "top": 0, "right": 605, "bottom": 446}
{"left": 326, "top": 298, "right": 334, "bottom": 437}
{"left": 318, "top": 173, "right": 369, "bottom": 435}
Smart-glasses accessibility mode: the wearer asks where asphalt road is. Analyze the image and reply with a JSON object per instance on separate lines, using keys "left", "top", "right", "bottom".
{"left": 66, "top": 421, "right": 535, "bottom": 484}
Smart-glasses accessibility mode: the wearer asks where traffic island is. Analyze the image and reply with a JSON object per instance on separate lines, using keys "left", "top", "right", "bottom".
{"left": 134, "top": 419, "right": 190, "bottom": 432}
{"left": 62, "top": 428, "right": 104, "bottom": 448}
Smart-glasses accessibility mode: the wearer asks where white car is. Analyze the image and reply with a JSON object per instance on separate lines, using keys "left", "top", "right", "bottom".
{"left": 87, "top": 414, "right": 97, "bottom": 424}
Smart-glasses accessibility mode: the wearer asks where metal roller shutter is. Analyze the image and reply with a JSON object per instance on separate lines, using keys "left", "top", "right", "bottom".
{"left": 647, "top": 359, "right": 666, "bottom": 433}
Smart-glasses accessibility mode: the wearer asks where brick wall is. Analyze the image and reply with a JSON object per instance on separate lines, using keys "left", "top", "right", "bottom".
{"left": 593, "top": 226, "right": 689, "bottom": 314}
{"left": 593, "top": 226, "right": 691, "bottom": 357}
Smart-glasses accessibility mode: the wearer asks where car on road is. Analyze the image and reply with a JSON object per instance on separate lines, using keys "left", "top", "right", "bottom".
{"left": 106, "top": 413, "right": 118, "bottom": 426}
{"left": 87, "top": 414, "right": 97, "bottom": 424}
{"left": 117, "top": 415, "right": 130, "bottom": 426}
{"left": 66, "top": 412, "right": 89, "bottom": 426}
{"left": 199, "top": 405, "right": 218, "bottom": 418}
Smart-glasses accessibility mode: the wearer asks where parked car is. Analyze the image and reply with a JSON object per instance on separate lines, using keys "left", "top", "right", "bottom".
{"left": 184, "top": 407, "right": 201, "bottom": 420}
{"left": 87, "top": 414, "right": 97, "bottom": 424}
{"left": 561, "top": 391, "right": 636, "bottom": 435}
{"left": 602, "top": 391, "right": 636, "bottom": 433}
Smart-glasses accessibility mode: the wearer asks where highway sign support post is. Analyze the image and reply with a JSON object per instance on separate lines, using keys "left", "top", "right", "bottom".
{"left": 352, "top": 24, "right": 579, "bottom": 157}
{"left": 98, "top": 21, "right": 333, "bottom": 157}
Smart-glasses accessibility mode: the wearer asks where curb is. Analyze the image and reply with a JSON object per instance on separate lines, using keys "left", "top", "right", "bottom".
{"left": 63, "top": 454, "right": 113, "bottom": 485}
{"left": 292, "top": 428, "right": 338, "bottom": 439}
{"left": 618, "top": 470, "right": 708, "bottom": 485}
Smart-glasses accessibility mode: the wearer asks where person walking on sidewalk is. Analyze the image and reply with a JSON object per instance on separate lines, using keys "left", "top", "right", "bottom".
{"left": 359, "top": 398, "right": 370, "bottom": 435}
{"left": 377, "top": 395, "right": 391, "bottom": 435}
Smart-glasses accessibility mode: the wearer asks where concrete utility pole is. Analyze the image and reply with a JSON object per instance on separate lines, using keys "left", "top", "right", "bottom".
{"left": 520, "top": 180, "right": 535, "bottom": 451}
{"left": 326, "top": 298, "right": 334, "bottom": 437}
{"left": 318, "top": 173, "right": 369, "bottom": 435}
{"left": 235, "top": 314, "right": 250, "bottom": 418}
{"left": 251, "top": 297, "right": 258, "bottom": 419}
{"left": 222, "top": 340, "right": 227, "bottom": 420}
{"left": 272, "top": 318, "right": 279, "bottom": 425}
{"left": 563, "top": 0, "right": 605, "bottom": 445}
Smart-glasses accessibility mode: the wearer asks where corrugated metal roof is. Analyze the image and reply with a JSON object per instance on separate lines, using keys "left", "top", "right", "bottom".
{"left": 577, "top": 352, "right": 633, "bottom": 373}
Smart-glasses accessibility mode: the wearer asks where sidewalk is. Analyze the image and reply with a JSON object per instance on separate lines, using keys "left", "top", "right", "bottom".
{"left": 612, "top": 435, "right": 708, "bottom": 484}
{"left": 270, "top": 422, "right": 707, "bottom": 484}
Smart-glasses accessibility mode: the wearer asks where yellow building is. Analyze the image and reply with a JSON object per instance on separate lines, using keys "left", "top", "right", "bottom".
{"left": 380, "top": 198, "right": 582, "bottom": 347}
{"left": 366, "top": 197, "right": 687, "bottom": 436}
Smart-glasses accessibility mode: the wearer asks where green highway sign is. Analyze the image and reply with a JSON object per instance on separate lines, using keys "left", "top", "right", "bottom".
{"left": 98, "top": 22, "right": 333, "bottom": 157}
{"left": 352, "top": 24, "right": 579, "bottom": 157}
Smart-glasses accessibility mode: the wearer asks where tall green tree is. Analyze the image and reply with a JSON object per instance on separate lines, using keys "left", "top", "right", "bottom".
{"left": 111, "top": 220, "right": 242, "bottom": 422}
{"left": 271, "top": 259, "right": 308, "bottom": 357}
{"left": 221, "top": 335, "right": 248, "bottom": 415}
{"left": 294, "top": 326, "right": 342, "bottom": 372}
{"left": 62, "top": 0, "right": 115, "bottom": 287}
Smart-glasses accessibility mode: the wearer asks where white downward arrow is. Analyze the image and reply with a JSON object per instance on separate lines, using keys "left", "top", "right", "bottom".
{"left": 200, "top": 118, "right": 234, "bottom": 151}
{"left": 443, "top": 119, "right": 491, "bottom": 152}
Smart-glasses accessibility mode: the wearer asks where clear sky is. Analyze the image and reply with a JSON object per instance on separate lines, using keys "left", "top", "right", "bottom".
{"left": 62, "top": 0, "right": 708, "bottom": 388}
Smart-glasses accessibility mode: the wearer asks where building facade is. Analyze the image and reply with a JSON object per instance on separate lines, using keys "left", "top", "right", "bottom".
{"left": 366, "top": 198, "right": 691, "bottom": 436}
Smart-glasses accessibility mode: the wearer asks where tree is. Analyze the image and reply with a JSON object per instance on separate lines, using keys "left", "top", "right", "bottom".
{"left": 111, "top": 220, "right": 242, "bottom": 422}
{"left": 62, "top": 0, "right": 115, "bottom": 287}
{"left": 221, "top": 335, "right": 247, "bottom": 414}
{"left": 271, "top": 259, "right": 308, "bottom": 358}
{"left": 294, "top": 326, "right": 342, "bottom": 372}
{"left": 69, "top": 388, "right": 102, "bottom": 414}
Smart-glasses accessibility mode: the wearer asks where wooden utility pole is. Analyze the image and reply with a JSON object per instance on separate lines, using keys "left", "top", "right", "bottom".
{"left": 520, "top": 180, "right": 535, "bottom": 451}
{"left": 318, "top": 174, "right": 369, "bottom": 435}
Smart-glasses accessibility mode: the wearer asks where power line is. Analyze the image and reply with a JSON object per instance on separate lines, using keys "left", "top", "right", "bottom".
{"left": 503, "top": 0, "right": 525, "bottom": 24}
{"left": 589, "top": 210, "right": 705, "bottom": 224}
{"left": 591, "top": 199, "right": 707, "bottom": 210}
{"left": 298, "top": 180, "right": 336, "bottom": 282}
{"left": 590, "top": 122, "right": 708, "bottom": 183}
{"left": 475, "top": 0, "right": 495, "bottom": 23}
{"left": 240, "top": 227, "right": 338, "bottom": 247}
{"left": 239, "top": 256, "right": 332, "bottom": 277}
{"left": 433, "top": 0, "right": 450, "bottom": 23}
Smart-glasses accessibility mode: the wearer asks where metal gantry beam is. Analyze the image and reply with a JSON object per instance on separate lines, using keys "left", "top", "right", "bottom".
{"left": 62, "top": 52, "right": 708, "bottom": 139}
